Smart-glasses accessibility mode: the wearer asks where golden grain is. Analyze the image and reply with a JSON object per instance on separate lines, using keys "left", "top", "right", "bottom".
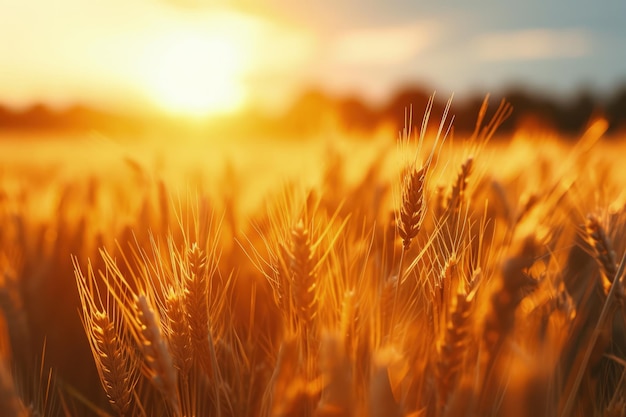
{"left": 0, "top": 98, "right": 624, "bottom": 417}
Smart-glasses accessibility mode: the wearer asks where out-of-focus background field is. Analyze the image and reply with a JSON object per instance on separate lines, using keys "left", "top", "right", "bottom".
{"left": 0, "top": 128, "right": 393, "bottom": 219}
{"left": 3, "top": 111, "right": 626, "bottom": 416}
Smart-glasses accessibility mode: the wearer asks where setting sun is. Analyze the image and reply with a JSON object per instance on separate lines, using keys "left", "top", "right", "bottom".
{"left": 140, "top": 28, "right": 248, "bottom": 117}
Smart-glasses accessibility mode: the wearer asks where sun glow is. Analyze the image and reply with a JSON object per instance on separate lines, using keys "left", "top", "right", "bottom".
{"left": 141, "top": 27, "right": 248, "bottom": 117}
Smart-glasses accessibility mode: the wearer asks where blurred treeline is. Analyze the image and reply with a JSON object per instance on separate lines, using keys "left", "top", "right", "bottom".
{"left": 1, "top": 84, "right": 625, "bottom": 137}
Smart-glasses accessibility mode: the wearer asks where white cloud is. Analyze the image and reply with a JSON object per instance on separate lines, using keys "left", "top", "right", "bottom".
{"left": 472, "top": 28, "right": 591, "bottom": 61}
{"left": 328, "top": 21, "right": 440, "bottom": 67}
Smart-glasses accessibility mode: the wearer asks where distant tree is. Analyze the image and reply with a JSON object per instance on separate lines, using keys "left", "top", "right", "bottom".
{"left": 21, "top": 103, "right": 57, "bottom": 129}
{"left": 383, "top": 87, "right": 433, "bottom": 125}
{"left": 453, "top": 96, "right": 500, "bottom": 135}
{"left": 283, "top": 88, "right": 338, "bottom": 134}
{"left": 606, "top": 85, "right": 626, "bottom": 133}
{"left": 336, "top": 96, "right": 378, "bottom": 132}
{"left": 557, "top": 90, "right": 598, "bottom": 134}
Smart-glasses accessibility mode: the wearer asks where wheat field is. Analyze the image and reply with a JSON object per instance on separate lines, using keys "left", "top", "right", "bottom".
{"left": 1, "top": 98, "right": 626, "bottom": 417}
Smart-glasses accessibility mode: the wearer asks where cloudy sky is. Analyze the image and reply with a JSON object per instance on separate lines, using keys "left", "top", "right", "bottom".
{"left": 2, "top": 0, "right": 625, "bottom": 114}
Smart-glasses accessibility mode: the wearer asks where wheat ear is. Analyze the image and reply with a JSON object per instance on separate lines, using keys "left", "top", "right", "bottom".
{"left": 585, "top": 214, "right": 621, "bottom": 296}
{"left": 560, "top": 252, "right": 626, "bottom": 417}
{"left": 398, "top": 166, "right": 427, "bottom": 251}
{"left": 584, "top": 215, "right": 622, "bottom": 367}
{"left": 74, "top": 260, "right": 137, "bottom": 417}
{"left": 289, "top": 219, "right": 318, "bottom": 330}
{"left": 339, "top": 289, "right": 356, "bottom": 352}
{"left": 90, "top": 310, "right": 135, "bottom": 417}
{"left": 559, "top": 218, "right": 625, "bottom": 417}
{"left": 164, "top": 287, "right": 193, "bottom": 377}
{"left": 436, "top": 287, "right": 474, "bottom": 410}
{"left": 447, "top": 157, "right": 473, "bottom": 214}
{"left": 134, "top": 294, "right": 181, "bottom": 415}
{"left": 184, "top": 243, "right": 213, "bottom": 374}
{"left": 392, "top": 165, "right": 427, "bottom": 335}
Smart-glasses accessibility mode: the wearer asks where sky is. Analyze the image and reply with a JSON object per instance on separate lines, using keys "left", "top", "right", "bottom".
{"left": 2, "top": 0, "right": 625, "bottom": 115}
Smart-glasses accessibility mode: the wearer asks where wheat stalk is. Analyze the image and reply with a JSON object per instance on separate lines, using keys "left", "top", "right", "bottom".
{"left": 0, "top": 266, "right": 32, "bottom": 368}
{"left": 483, "top": 236, "right": 539, "bottom": 355}
{"left": 264, "top": 336, "right": 319, "bottom": 417}
{"left": 480, "top": 236, "right": 540, "bottom": 414}
{"left": 0, "top": 359, "right": 27, "bottom": 417}
{"left": 369, "top": 348, "right": 403, "bottom": 417}
{"left": 315, "top": 332, "right": 353, "bottom": 417}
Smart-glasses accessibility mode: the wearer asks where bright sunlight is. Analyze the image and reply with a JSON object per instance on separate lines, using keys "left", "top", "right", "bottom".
{"left": 140, "top": 27, "right": 248, "bottom": 117}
